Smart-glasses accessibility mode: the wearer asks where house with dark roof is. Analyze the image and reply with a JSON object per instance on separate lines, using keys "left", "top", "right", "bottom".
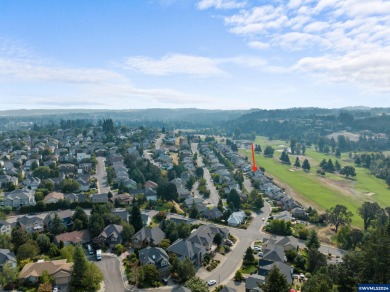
{"left": 187, "top": 224, "right": 229, "bottom": 251}
{"left": 111, "top": 208, "right": 129, "bottom": 222}
{"left": 91, "top": 193, "right": 108, "bottom": 204}
{"left": 201, "top": 208, "right": 223, "bottom": 220}
{"left": 43, "top": 210, "right": 73, "bottom": 229}
{"left": 167, "top": 239, "right": 206, "bottom": 266}
{"left": 99, "top": 224, "right": 123, "bottom": 247}
{"left": 131, "top": 226, "right": 166, "bottom": 249}
{"left": 0, "top": 249, "right": 17, "bottom": 268}
{"left": 245, "top": 274, "right": 265, "bottom": 292}
{"left": 138, "top": 246, "right": 171, "bottom": 279}
{"left": 17, "top": 215, "right": 44, "bottom": 233}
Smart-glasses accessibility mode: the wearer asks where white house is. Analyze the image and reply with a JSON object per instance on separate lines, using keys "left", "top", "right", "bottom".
{"left": 227, "top": 211, "right": 246, "bottom": 227}
{"left": 76, "top": 153, "right": 91, "bottom": 162}
{"left": 0, "top": 220, "right": 11, "bottom": 235}
{"left": 3, "top": 189, "right": 36, "bottom": 208}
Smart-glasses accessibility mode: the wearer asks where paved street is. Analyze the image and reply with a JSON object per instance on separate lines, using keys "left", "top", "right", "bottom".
{"left": 143, "top": 133, "right": 165, "bottom": 167}
{"left": 95, "top": 157, "right": 110, "bottom": 194}
{"left": 200, "top": 205, "right": 271, "bottom": 286}
{"left": 95, "top": 255, "right": 129, "bottom": 292}
{"left": 191, "top": 143, "right": 219, "bottom": 206}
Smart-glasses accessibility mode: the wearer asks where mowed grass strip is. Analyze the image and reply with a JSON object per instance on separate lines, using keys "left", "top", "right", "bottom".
{"left": 241, "top": 149, "right": 364, "bottom": 227}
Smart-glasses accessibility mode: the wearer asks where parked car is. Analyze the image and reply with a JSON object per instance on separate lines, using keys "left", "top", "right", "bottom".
{"left": 208, "top": 280, "right": 217, "bottom": 286}
{"left": 96, "top": 249, "right": 102, "bottom": 261}
{"left": 258, "top": 252, "right": 263, "bottom": 257}
{"left": 254, "top": 245, "right": 262, "bottom": 251}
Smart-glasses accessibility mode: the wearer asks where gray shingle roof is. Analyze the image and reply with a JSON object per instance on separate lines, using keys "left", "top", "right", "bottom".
{"left": 132, "top": 226, "right": 166, "bottom": 245}
{"left": 139, "top": 246, "right": 170, "bottom": 269}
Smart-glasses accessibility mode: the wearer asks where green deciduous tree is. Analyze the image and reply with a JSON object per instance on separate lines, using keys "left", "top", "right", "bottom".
{"left": 0, "top": 262, "right": 18, "bottom": 287}
{"left": 340, "top": 166, "right": 356, "bottom": 178}
{"left": 185, "top": 276, "right": 208, "bottom": 292}
{"left": 17, "top": 241, "right": 39, "bottom": 262}
{"left": 36, "top": 234, "right": 51, "bottom": 253}
{"left": 72, "top": 207, "right": 89, "bottom": 230}
{"left": 50, "top": 213, "right": 67, "bottom": 235}
{"left": 139, "top": 265, "right": 160, "bottom": 288}
{"left": 325, "top": 204, "right": 353, "bottom": 232}
{"left": 89, "top": 213, "right": 105, "bottom": 238}
{"left": 358, "top": 201, "right": 380, "bottom": 231}
{"left": 121, "top": 222, "right": 135, "bottom": 244}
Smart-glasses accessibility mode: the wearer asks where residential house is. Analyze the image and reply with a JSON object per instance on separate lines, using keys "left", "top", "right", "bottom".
{"left": 0, "top": 220, "right": 11, "bottom": 235}
{"left": 0, "top": 249, "right": 17, "bottom": 268}
{"left": 201, "top": 208, "right": 223, "bottom": 220}
{"left": 64, "top": 193, "right": 78, "bottom": 203}
{"left": 22, "top": 176, "right": 41, "bottom": 190}
{"left": 227, "top": 211, "right": 246, "bottom": 227}
{"left": 43, "top": 192, "right": 65, "bottom": 204}
{"left": 291, "top": 207, "right": 308, "bottom": 220}
{"left": 144, "top": 180, "right": 158, "bottom": 189}
{"left": 138, "top": 246, "right": 171, "bottom": 279}
{"left": 110, "top": 193, "right": 133, "bottom": 206}
{"left": 17, "top": 216, "right": 44, "bottom": 233}
{"left": 132, "top": 226, "right": 166, "bottom": 249}
{"left": 91, "top": 193, "right": 108, "bottom": 204}
{"left": 245, "top": 274, "right": 265, "bottom": 292}
{"left": 54, "top": 230, "right": 91, "bottom": 246}
{"left": 43, "top": 210, "right": 73, "bottom": 229}
{"left": 0, "top": 175, "right": 18, "bottom": 188}
{"left": 99, "top": 224, "right": 123, "bottom": 247}
{"left": 111, "top": 208, "right": 129, "bottom": 222}
{"left": 19, "top": 259, "right": 73, "bottom": 285}
{"left": 187, "top": 225, "right": 229, "bottom": 251}
{"left": 3, "top": 189, "right": 36, "bottom": 208}
{"left": 167, "top": 239, "right": 206, "bottom": 266}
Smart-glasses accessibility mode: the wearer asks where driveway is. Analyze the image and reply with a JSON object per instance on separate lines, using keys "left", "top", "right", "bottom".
{"left": 95, "top": 255, "right": 129, "bottom": 292}
{"left": 94, "top": 157, "right": 110, "bottom": 194}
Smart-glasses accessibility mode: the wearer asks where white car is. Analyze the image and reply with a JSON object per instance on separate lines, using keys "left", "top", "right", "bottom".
{"left": 258, "top": 252, "right": 264, "bottom": 257}
{"left": 254, "top": 246, "right": 262, "bottom": 251}
{"left": 208, "top": 280, "right": 217, "bottom": 286}
{"left": 262, "top": 217, "right": 266, "bottom": 221}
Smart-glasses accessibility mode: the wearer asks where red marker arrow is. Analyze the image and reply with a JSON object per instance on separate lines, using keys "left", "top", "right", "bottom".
{"left": 251, "top": 143, "right": 257, "bottom": 172}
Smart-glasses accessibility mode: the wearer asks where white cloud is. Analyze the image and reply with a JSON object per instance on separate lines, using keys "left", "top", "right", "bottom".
{"left": 214, "top": 0, "right": 390, "bottom": 92}
{"left": 248, "top": 41, "right": 270, "bottom": 50}
{"left": 197, "top": 0, "right": 246, "bottom": 10}
{"left": 293, "top": 48, "right": 390, "bottom": 92}
{"left": 120, "top": 54, "right": 225, "bottom": 77}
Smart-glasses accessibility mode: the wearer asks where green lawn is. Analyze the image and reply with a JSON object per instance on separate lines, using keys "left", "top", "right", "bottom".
{"left": 244, "top": 136, "right": 390, "bottom": 228}
{"left": 242, "top": 148, "right": 364, "bottom": 227}
{"left": 240, "top": 265, "right": 258, "bottom": 274}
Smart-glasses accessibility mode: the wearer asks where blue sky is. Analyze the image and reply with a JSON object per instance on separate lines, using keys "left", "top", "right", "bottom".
{"left": 1, "top": 0, "right": 390, "bottom": 110}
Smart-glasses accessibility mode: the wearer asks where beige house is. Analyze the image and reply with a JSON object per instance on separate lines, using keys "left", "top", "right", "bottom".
{"left": 19, "top": 259, "right": 73, "bottom": 285}
{"left": 43, "top": 192, "right": 64, "bottom": 204}
{"left": 54, "top": 230, "right": 91, "bottom": 246}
